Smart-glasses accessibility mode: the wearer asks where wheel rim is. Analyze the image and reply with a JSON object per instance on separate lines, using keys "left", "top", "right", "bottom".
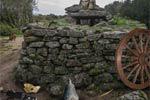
{"left": 116, "top": 29, "right": 150, "bottom": 89}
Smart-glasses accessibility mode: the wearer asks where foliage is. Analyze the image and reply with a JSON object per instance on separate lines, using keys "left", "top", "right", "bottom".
{"left": 30, "top": 15, "right": 146, "bottom": 32}
{"left": 105, "top": 1, "right": 122, "bottom": 16}
{"left": 42, "top": 18, "right": 71, "bottom": 28}
{"left": 0, "top": 0, "right": 37, "bottom": 27}
{"left": 130, "top": 0, "right": 150, "bottom": 29}
{"left": 110, "top": 17, "right": 146, "bottom": 28}
{"left": 75, "top": 17, "right": 146, "bottom": 32}
{"left": 111, "top": 17, "right": 127, "bottom": 26}
{"left": 105, "top": 0, "right": 150, "bottom": 29}
{"left": 0, "top": 23, "right": 22, "bottom": 36}
{"left": 33, "top": 14, "right": 58, "bottom": 23}
{"left": 52, "top": 18, "right": 70, "bottom": 27}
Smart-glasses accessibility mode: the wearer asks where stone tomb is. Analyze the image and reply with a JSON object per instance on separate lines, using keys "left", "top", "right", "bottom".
{"left": 65, "top": 0, "right": 111, "bottom": 25}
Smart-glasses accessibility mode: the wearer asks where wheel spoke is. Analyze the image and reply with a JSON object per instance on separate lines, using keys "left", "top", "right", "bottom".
{"left": 133, "top": 65, "right": 141, "bottom": 83}
{"left": 145, "top": 66, "right": 150, "bottom": 80}
{"left": 131, "top": 57, "right": 138, "bottom": 62}
{"left": 144, "top": 36, "right": 150, "bottom": 53}
{"left": 126, "top": 45, "right": 138, "bottom": 56}
{"left": 123, "top": 61, "right": 138, "bottom": 69}
{"left": 140, "top": 66, "right": 144, "bottom": 84}
{"left": 139, "top": 34, "right": 144, "bottom": 53}
{"left": 127, "top": 64, "right": 139, "bottom": 79}
{"left": 122, "top": 55, "right": 130, "bottom": 59}
{"left": 122, "top": 55, "right": 137, "bottom": 60}
{"left": 132, "top": 36, "right": 141, "bottom": 53}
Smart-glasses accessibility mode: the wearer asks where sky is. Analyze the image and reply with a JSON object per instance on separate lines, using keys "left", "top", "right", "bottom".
{"left": 34, "top": 0, "right": 123, "bottom": 15}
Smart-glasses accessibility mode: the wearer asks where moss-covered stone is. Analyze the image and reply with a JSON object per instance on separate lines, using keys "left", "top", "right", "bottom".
{"left": 30, "top": 65, "right": 42, "bottom": 74}
{"left": 88, "top": 67, "right": 101, "bottom": 76}
{"left": 54, "top": 66, "right": 68, "bottom": 75}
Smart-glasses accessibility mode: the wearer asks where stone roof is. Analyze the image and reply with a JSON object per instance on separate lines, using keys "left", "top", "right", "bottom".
{"left": 67, "top": 10, "right": 108, "bottom": 18}
{"left": 65, "top": 3, "right": 111, "bottom": 20}
{"left": 65, "top": 4, "right": 104, "bottom": 13}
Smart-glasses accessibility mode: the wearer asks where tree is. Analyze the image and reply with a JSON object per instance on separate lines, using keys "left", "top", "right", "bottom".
{"left": 105, "top": 0, "right": 150, "bottom": 29}
{"left": 120, "top": 0, "right": 132, "bottom": 17}
{"left": 0, "top": 0, "right": 37, "bottom": 27}
{"left": 105, "top": 1, "right": 122, "bottom": 16}
{"left": 131, "top": 0, "right": 150, "bottom": 29}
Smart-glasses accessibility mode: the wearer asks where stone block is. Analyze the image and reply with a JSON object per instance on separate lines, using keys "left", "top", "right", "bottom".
{"left": 118, "top": 90, "right": 148, "bottom": 100}
{"left": 76, "top": 42, "right": 90, "bottom": 49}
{"left": 30, "top": 65, "right": 42, "bottom": 74}
{"left": 54, "top": 67, "right": 68, "bottom": 75}
{"left": 30, "top": 29, "right": 46, "bottom": 36}
{"left": 26, "top": 47, "right": 36, "bottom": 55}
{"left": 49, "top": 85, "right": 63, "bottom": 96}
{"left": 29, "top": 42, "right": 44, "bottom": 48}
{"left": 95, "top": 73, "right": 113, "bottom": 83}
{"left": 46, "top": 42, "right": 60, "bottom": 48}
{"left": 24, "top": 36, "right": 41, "bottom": 43}
{"left": 66, "top": 59, "right": 82, "bottom": 67}
{"left": 59, "top": 38, "right": 68, "bottom": 44}
{"left": 69, "top": 37, "right": 78, "bottom": 44}
{"left": 21, "top": 57, "right": 33, "bottom": 64}
{"left": 72, "top": 73, "right": 92, "bottom": 88}
{"left": 37, "top": 48, "right": 48, "bottom": 56}
{"left": 87, "top": 34, "right": 101, "bottom": 41}
{"left": 62, "top": 44, "right": 73, "bottom": 50}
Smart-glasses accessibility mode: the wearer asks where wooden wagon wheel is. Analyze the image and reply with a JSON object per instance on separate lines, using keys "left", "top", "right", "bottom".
{"left": 116, "top": 28, "right": 150, "bottom": 89}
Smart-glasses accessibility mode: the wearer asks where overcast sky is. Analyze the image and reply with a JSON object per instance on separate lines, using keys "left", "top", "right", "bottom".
{"left": 34, "top": 0, "right": 122, "bottom": 15}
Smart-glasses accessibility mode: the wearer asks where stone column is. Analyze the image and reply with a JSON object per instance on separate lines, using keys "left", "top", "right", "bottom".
{"left": 88, "top": 0, "right": 96, "bottom": 10}
{"left": 80, "top": 0, "right": 90, "bottom": 10}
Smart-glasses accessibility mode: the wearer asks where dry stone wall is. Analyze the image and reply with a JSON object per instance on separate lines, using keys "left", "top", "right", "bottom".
{"left": 15, "top": 27, "right": 126, "bottom": 96}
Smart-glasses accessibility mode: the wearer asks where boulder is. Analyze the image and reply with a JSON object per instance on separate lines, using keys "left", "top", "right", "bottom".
{"left": 118, "top": 90, "right": 148, "bottom": 100}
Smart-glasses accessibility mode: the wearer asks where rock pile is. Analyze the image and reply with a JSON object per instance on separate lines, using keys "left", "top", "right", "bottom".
{"left": 15, "top": 27, "right": 126, "bottom": 96}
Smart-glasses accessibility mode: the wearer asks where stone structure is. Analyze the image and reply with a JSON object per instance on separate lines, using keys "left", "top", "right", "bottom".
{"left": 15, "top": 27, "right": 126, "bottom": 96}
{"left": 65, "top": 0, "right": 111, "bottom": 25}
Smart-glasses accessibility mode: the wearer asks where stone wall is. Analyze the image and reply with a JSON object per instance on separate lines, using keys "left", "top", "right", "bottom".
{"left": 15, "top": 27, "right": 126, "bottom": 96}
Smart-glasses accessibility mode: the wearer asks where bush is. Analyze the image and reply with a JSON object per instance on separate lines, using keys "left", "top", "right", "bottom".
{"left": 46, "top": 18, "right": 70, "bottom": 28}
{"left": 110, "top": 16, "right": 146, "bottom": 28}
{"left": 0, "top": 23, "right": 22, "bottom": 36}
{"left": 111, "top": 17, "right": 127, "bottom": 25}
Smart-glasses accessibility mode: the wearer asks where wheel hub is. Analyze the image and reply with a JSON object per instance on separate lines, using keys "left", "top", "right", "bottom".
{"left": 138, "top": 53, "right": 149, "bottom": 66}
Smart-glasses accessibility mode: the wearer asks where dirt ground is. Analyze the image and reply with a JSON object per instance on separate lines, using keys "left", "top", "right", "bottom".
{"left": 0, "top": 37, "right": 49, "bottom": 100}
{"left": 0, "top": 37, "right": 149, "bottom": 100}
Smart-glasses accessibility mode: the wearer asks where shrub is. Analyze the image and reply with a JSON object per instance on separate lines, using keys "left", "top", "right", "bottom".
{"left": 110, "top": 16, "right": 146, "bottom": 28}
{"left": 0, "top": 23, "right": 22, "bottom": 36}
{"left": 111, "top": 17, "right": 127, "bottom": 25}
{"left": 47, "top": 18, "right": 70, "bottom": 28}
